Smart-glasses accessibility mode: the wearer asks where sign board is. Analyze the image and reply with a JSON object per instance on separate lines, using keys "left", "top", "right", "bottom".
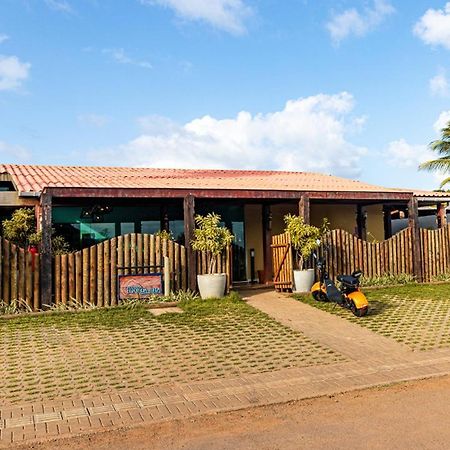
{"left": 118, "top": 273, "right": 163, "bottom": 300}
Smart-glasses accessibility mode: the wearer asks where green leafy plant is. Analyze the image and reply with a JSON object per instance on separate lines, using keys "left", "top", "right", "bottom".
{"left": 1, "top": 207, "right": 70, "bottom": 254}
{"left": 284, "top": 215, "right": 329, "bottom": 270}
{"left": 360, "top": 273, "right": 417, "bottom": 287}
{"left": 155, "top": 229, "right": 173, "bottom": 240}
{"left": 0, "top": 299, "right": 33, "bottom": 315}
{"left": 2, "top": 208, "right": 36, "bottom": 247}
{"left": 191, "top": 213, "right": 234, "bottom": 274}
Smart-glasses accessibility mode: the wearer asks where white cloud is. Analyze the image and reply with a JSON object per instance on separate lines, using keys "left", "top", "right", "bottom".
{"left": 384, "top": 111, "right": 450, "bottom": 184}
{"left": 0, "top": 34, "right": 9, "bottom": 44}
{"left": 0, "top": 55, "right": 31, "bottom": 91}
{"left": 78, "top": 114, "right": 110, "bottom": 128}
{"left": 0, "top": 141, "right": 31, "bottom": 161}
{"left": 434, "top": 110, "right": 450, "bottom": 133}
{"left": 90, "top": 92, "right": 368, "bottom": 178}
{"left": 414, "top": 2, "right": 450, "bottom": 49}
{"left": 430, "top": 71, "right": 449, "bottom": 97}
{"left": 385, "top": 139, "right": 430, "bottom": 168}
{"left": 326, "top": 0, "right": 395, "bottom": 44}
{"left": 139, "top": 0, "right": 253, "bottom": 35}
{"left": 45, "top": 0, "right": 74, "bottom": 14}
{"left": 103, "top": 48, "right": 152, "bottom": 69}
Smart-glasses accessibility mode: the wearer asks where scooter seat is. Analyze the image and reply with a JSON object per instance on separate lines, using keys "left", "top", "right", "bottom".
{"left": 337, "top": 274, "right": 359, "bottom": 286}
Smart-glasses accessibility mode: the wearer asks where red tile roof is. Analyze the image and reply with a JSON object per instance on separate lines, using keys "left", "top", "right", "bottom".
{"left": 0, "top": 163, "right": 411, "bottom": 195}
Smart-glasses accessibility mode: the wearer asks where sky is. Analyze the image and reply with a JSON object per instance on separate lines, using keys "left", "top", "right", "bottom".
{"left": 1, "top": 0, "right": 450, "bottom": 190}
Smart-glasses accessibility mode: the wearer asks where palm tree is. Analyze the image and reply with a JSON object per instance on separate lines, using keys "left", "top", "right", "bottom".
{"left": 419, "top": 120, "right": 450, "bottom": 188}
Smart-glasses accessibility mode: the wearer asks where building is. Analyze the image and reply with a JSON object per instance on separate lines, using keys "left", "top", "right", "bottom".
{"left": 1, "top": 164, "right": 449, "bottom": 290}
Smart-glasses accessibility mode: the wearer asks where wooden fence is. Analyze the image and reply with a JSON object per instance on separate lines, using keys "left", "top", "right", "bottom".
{"left": 0, "top": 238, "right": 40, "bottom": 309}
{"left": 53, "top": 233, "right": 188, "bottom": 307}
{"left": 272, "top": 225, "right": 450, "bottom": 291}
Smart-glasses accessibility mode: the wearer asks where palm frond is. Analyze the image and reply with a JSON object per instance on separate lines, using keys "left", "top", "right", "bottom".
{"left": 440, "top": 177, "right": 450, "bottom": 189}
{"left": 430, "top": 139, "right": 450, "bottom": 155}
{"left": 419, "top": 157, "right": 450, "bottom": 172}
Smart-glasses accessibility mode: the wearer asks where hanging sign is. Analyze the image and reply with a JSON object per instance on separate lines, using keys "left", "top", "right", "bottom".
{"left": 118, "top": 273, "right": 163, "bottom": 300}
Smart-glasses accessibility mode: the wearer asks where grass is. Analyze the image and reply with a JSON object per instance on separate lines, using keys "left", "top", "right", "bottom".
{"left": 294, "top": 283, "right": 450, "bottom": 351}
{"left": 0, "top": 292, "right": 344, "bottom": 406}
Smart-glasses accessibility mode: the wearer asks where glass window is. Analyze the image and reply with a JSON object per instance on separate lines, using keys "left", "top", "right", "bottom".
{"left": 141, "top": 221, "right": 160, "bottom": 234}
{"left": 121, "top": 222, "right": 135, "bottom": 235}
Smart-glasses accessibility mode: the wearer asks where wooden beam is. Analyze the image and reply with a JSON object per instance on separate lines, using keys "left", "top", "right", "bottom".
{"left": 262, "top": 204, "right": 273, "bottom": 284}
{"left": 298, "top": 195, "right": 310, "bottom": 224}
{"left": 46, "top": 187, "right": 413, "bottom": 202}
{"left": 0, "top": 192, "right": 38, "bottom": 207}
{"left": 408, "top": 196, "right": 423, "bottom": 282}
{"left": 437, "top": 202, "right": 447, "bottom": 229}
{"left": 40, "top": 191, "right": 53, "bottom": 307}
{"left": 183, "top": 194, "right": 196, "bottom": 291}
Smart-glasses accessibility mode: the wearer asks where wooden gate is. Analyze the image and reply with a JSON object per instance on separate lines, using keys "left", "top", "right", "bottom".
{"left": 271, "top": 233, "right": 293, "bottom": 291}
{"left": 53, "top": 233, "right": 187, "bottom": 307}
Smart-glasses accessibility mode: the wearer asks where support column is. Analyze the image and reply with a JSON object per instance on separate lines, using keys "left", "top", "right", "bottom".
{"left": 408, "top": 196, "right": 423, "bottom": 282}
{"left": 183, "top": 194, "right": 196, "bottom": 291}
{"left": 40, "top": 191, "right": 53, "bottom": 307}
{"left": 383, "top": 206, "right": 393, "bottom": 239}
{"left": 356, "top": 205, "right": 367, "bottom": 240}
{"left": 262, "top": 204, "right": 272, "bottom": 284}
{"left": 437, "top": 202, "right": 447, "bottom": 229}
{"left": 298, "top": 195, "right": 310, "bottom": 224}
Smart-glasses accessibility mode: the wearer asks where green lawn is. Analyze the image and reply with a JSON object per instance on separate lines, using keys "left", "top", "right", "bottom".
{"left": 295, "top": 283, "right": 450, "bottom": 351}
{"left": 0, "top": 293, "right": 344, "bottom": 406}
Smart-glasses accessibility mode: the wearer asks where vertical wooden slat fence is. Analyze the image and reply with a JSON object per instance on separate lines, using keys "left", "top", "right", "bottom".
{"left": 0, "top": 237, "right": 40, "bottom": 308}
{"left": 272, "top": 226, "right": 425, "bottom": 291}
{"left": 53, "top": 233, "right": 188, "bottom": 307}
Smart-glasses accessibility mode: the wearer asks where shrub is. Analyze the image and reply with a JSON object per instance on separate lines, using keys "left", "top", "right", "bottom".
{"left": 284, "top": 214, "right": 329, "bottom": 270}
{"left": 191, "top": 213, "right": 234, "bottom": 274}
{"left": 360, "top": 273, "right": 417, "bottom": 287}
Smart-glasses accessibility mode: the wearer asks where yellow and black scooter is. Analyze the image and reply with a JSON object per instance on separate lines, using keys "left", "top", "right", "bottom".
{"left": 311, "top": 251, "right": 369, "bottom": 317}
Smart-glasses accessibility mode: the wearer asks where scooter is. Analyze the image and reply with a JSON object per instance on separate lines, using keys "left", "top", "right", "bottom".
{"left": 310, "top": 251, "right": 369, "bottom": 317}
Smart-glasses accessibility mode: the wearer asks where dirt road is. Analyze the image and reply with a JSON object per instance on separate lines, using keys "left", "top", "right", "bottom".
{"left": 16, "top": 376, "right": 450, "bottom": 450}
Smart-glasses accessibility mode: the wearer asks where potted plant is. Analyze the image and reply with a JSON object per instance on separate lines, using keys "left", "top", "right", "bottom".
{"left": 191, "top": 213, "right": 234, "bottom": 299}
{"left": 284, "top": 214, "right": 329, "bottom": 292}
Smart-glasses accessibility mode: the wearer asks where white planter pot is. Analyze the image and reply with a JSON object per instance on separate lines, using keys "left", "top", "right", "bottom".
{"left": 197, "top": 274, "right": 227, "bottom": 299}
{"left": 293, "top": 269, "right": 315, "bottom": 293}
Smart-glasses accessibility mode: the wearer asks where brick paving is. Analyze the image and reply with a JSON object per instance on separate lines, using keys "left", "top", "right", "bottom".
{"left": 4, "top": 289, "right": 450, "bottom": 447}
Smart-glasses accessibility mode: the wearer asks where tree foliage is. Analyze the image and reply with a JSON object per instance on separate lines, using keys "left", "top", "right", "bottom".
{"left": 191, "top": 213, "right": 234, "bottom": 274}
{"left": 284, "top": 214, "right": 329, "bottom": 270}
{"left": 419, "top": 120, "right": 450, "bottom": 188}
{"left": 2, "top": 207, "right": 70, "bottom": 254}
{"left": 2, "top": 208, "right": 37, "bottom": 247}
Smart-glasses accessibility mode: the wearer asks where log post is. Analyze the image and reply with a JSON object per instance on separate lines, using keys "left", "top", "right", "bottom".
{"left": 298, "top": 195, "right": 310, "bottom": 224}
{"left": 356, "top": 205, "right": 367, "bottom": 240}
{"left": 383, "top": 205, "right": 393, "bottom": 239}
{"left": 408, "top": 196, "right": 423, "bottom": 282}
{"left": 437, "top": 202, "right": 447, "bottom": 229}
{"left": 262, "top": 204, "right": 272, "bottom": 284}
{"left": 40, "top": 190, "right": 53, "bottom": 307}
{"left": 183, "top": 194, "right": 196, "bottom": 291}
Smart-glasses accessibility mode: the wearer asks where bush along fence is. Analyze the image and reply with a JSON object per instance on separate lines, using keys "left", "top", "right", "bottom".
{"left": 272, "top": 224, "right": 450, "bottom": 292}
{"left": 0, "top": 233, "right": 232, "bottom": 311}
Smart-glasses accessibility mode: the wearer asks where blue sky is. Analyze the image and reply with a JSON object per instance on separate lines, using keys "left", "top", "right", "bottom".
{"left": 1, "top": 0, "right": 450, "bottom": 190}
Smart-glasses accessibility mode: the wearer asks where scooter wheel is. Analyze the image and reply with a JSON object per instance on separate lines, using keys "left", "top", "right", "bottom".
{"left": 312, "top": 291, "right": 328, "bottom": 302}
{"left": 350, "top": 301, "right": 368, "bottom": 317}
